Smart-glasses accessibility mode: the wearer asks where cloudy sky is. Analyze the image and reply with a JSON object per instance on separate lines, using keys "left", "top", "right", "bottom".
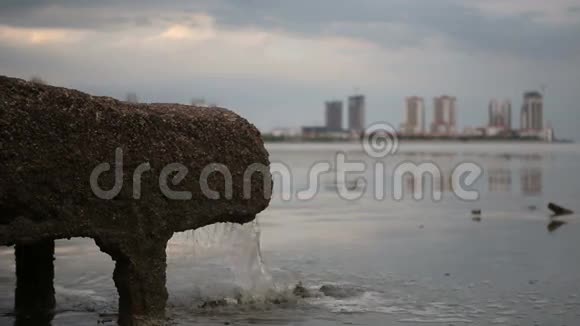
{"left": 1, "top": 0, "right": 579, "bottom": 139}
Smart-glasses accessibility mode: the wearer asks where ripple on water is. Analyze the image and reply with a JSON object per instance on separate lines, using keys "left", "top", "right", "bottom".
{"left": 309, "top": 290, "right": 389, "bottom": 313}
{"left": 398, "top": 318, "right": 473, "bottom": 324}
{"left": 491, "top": 316, "right": 511, "bottom": 324}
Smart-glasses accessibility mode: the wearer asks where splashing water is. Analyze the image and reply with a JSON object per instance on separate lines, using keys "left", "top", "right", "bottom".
{"left": 167, "top": 221, "right": 388, "bottom": 314}
{"left": 167, "top": 220, "right": 290, "bottom": 305}
{"left": 190, "top": 221, "right": 275, "bottom": 295}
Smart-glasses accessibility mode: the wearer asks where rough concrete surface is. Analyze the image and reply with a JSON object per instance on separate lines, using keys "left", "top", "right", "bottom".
{"left": 0, "top": 75, "right": 272, "bottom": 325}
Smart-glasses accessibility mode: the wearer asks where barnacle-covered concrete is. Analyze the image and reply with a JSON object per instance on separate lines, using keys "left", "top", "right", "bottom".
{"left": 0, "top": 76, "right": 272, "bottom": 325}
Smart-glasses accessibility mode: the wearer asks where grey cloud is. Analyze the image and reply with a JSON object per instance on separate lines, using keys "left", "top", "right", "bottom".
{"left": 1, "top": 0, "right": 579, "bottom": 60}
{"left": 206, "top": 0, "right": 580, "bottom": 60}
{"left": 154, "top": 0, "right": 580, "bottom": 59}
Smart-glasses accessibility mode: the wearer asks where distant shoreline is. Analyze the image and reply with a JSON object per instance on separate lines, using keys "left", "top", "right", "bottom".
{"left": 263, "top": 136, "right": 574, "bottom": 144}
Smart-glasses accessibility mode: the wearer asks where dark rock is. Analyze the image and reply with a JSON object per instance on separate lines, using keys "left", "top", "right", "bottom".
{"left": 0, "top": 75, "right": 272, "bottom": 324}
{"left": 199, "top": 299, "right": 229, "bottom": 309}
{"left": 319, "top": 284, "right": 364, "bottom": 299}
{"left": 98, "top": 318, "right": 114, "bottom": 324}
{"left": 293, "top": 282, "right": 311, "bottom": 298}
{"left": 548, "top": 203, "right": 574, "bottom": 217}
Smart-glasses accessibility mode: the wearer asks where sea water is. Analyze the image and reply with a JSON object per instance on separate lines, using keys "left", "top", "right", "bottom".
{"left": 1, "top": 142, "right": 579, "bottom": 325}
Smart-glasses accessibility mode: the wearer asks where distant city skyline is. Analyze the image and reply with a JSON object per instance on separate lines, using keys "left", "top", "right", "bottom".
{"left": 489, "top": 99, "right": 512, "bottom": 130}
{"left": 431, "top": 96, "right": 457, "bottom": 136}
{"left": 348, "top": 95, "right": 366, "bottom": 133}
{"left": 400, "top": 91, "right": 547, "bottom": 136}
{"left": 297, "top": 89, "right": 553, "bottom": 141}
{"left": 402, "top": 96, "right": 426, "bottom": 135}
{"left": 301, "top": 94, "right": 366, "bottom": 139}
{"left": 1, "top": 1, "right": 578, "bottom": 139}
{"left": 325, "top": 100, "right": 343, "bottom": 131}
{"left": 521, "top": 91, "right": 544, "bottom": 131}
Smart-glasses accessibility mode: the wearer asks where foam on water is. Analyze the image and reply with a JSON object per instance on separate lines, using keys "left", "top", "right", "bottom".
{"left": 168, "top": 222, "right": 392, "bottom": 314}
{"left": 309, "top": 289, "right": 389, "bottom": 313}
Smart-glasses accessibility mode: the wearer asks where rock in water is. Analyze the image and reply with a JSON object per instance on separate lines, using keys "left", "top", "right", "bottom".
{"left": 319, "top": 284, "right": 364, "bottom": 299}
{"left": 293, "top": 282, "right": 311, "bottom": 298}
{"left": 199, "top": 299, "right": 230, "bottom": 309}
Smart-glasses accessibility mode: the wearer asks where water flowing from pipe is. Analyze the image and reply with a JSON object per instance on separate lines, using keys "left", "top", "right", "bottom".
{"left": 189, "top": 220, "right": 275, "bottom": 295}
{"left": 167, "top": 219, "right": 286, "bottom": 304}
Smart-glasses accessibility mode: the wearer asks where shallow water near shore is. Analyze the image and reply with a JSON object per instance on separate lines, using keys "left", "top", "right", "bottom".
{"left": 1, "top": 142, "right": 580, "bottom": 325}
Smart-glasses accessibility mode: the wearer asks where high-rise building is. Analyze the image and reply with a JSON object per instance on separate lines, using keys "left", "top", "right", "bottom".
{"left": 489, "top": 99, "right": 512, "bottom": 130}
{"left": 403, "top": 96, "right": 425, "bottom": 135}
{"left": 431, "top": 95, "right": 456, "bottom": 135}
{"left": 348, "top": 95, "right": 365, "bottom": 132}
{"left": 489, "top": 99, "right": 500, "bottom": 126}
{"left": 126, "top": 92, "right": 139, "bottom": 103}
{"left": 501, "top": 100, "right": 512, "bottom": 130}
{"left": 521, "top": 91, "right": 543, "bottom": 131}
{"left": 325, "top": 100, "right": 343, "bottom": 131}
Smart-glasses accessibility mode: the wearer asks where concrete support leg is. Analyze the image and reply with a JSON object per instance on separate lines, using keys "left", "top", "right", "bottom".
{"left": 95, "top": 235, "right": 171, "bottom": 326}
{"left": 14, "top": 240, "right": 56, "bottom": 315}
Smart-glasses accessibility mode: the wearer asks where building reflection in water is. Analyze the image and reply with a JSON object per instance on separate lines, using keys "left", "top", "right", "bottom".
{"left": 521, "top": 168, "right": 543, "bottom": 196}
{"left": 433, "top": 173, "right": 454, "bottom": 193}
{"left": 488, "top": 168, "right": 512, "bottom": 192}
{"left": 399, "top": 165, "right": 543, "bottom": 197}
{"left": 402, "top": 172, "right": 453, "bottom": 198}
{"left": 320, "top": 155, "right": 544, "bottom": 198}
{"left": 404, "top": 174, "right": 418, "bottom": 195}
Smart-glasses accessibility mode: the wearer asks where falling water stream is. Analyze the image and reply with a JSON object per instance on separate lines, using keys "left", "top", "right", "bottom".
{"left": 187, "top": 220, "right": 275, "bottom": 295}
{"left": 166, "top": 220, "right": 300, "bottom": 311}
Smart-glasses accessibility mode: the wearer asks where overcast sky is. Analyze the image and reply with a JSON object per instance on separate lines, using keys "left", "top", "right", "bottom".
{"left": 1, "top": 0, "right": 579, "bottom": 139}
